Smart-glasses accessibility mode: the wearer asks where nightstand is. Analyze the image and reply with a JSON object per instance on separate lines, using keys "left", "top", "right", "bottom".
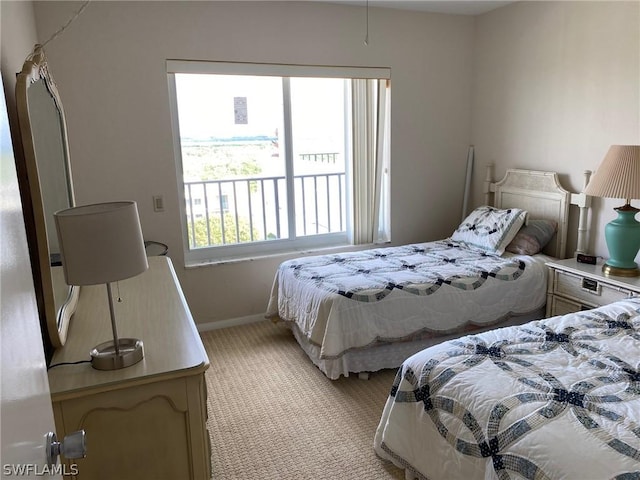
{"left": 546, "top": 258, "right": 640, "bottom": 317}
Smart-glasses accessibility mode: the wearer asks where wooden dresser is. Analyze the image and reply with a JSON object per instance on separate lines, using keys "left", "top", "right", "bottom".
{"left": 47, "top": 256, "right": 211, "bottom": 479}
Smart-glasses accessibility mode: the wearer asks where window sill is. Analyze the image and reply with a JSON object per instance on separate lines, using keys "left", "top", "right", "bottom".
{"left": 184, "top": 243, "right": 381, "bottom": 269}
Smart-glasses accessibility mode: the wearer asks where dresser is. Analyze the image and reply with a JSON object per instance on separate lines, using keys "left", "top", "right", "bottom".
{"left": 47, "top": 256, "right": 211, "bottom": 479}
{"left": 546, "top": 257, "right": 640, "bottom": 316}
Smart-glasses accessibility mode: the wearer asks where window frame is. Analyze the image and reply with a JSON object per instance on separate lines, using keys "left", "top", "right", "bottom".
{"left": 167, "top": 60, "right": 390, "bottom": 264}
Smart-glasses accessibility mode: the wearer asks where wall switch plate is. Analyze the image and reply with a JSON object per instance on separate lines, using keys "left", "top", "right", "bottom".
{"left": 153, "top": 195, "right": 164, "bottom": 212}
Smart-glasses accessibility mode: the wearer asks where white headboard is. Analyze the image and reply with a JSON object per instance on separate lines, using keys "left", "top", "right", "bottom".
{"left": 483, "top": 166, "right": 591, "bottom": 259}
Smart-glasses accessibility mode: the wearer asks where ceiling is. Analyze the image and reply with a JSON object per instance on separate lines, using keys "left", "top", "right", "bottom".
{"left": 326, "top": 1, "right": 515, "bottom": 15}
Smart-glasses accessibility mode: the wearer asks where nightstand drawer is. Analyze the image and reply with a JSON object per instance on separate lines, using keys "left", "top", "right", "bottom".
{"left": 548, "top": 296, "right": 591, "bottom": 316}
{"left": 553, "top": 270, "right": 634, "bottom": 306}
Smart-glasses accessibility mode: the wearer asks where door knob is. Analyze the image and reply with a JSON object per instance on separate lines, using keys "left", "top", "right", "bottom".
{"left": 45, "top": 430, "right": 86, "bottom": 467}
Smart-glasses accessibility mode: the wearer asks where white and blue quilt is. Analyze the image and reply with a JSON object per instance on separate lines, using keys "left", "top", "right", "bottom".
{"left": 374, "top": 298, "right": 640, "bottom": 479}
{"left": 266, "top": 240, "right": 550, "bottom": 360}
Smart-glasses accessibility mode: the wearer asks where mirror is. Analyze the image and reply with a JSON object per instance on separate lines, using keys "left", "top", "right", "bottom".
{"left": 15, "top": 45, "right": 79, "bottom": 348}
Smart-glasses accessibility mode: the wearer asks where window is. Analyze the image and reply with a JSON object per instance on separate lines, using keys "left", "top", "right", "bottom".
{"left": 167, "top": 61, "right": 390, "bottom": 263}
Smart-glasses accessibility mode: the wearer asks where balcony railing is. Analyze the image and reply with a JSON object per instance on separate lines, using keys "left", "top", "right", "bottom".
{"left": 185, "top": 172, "right": 346, "bottom": 248}
{"left": 300, "top": 152, "right": 339, "bottom": 163}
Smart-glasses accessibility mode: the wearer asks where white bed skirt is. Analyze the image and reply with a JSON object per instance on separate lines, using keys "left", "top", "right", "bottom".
{"left": 286, "top": 307, "right": 546, "bottom": 380}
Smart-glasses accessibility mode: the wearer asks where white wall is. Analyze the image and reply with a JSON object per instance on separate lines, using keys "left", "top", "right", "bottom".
{"left": 32, "top": 1, "right": 475, "bottom": 325}
{"left": 471, "top": 1, "right": 640, "bottom": 259}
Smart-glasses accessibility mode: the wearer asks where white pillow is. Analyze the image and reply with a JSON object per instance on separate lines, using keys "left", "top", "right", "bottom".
{"left": 451, "top": 206, "right": 528, "bottom": 255}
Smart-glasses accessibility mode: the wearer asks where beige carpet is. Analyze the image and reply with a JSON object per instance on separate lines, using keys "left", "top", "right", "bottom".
{"left": 200, "top": 320, "right": 405, "bottom": 480}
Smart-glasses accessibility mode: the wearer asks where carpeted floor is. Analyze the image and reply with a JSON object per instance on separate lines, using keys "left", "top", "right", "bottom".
{"left": 200, "top": 320, "right": 405, "bottom": 480}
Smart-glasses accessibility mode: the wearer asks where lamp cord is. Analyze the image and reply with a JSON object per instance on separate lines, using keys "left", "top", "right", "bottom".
{"left": 47, "top": 281, "right": 122, "bottom": 369}
{"left": 364, "top": 0, "right": 369, "bottom": 46}
{"left": 40, "top": 0, "right": 91, "bottom": 49}
{"left": 47, "top": 359, "right": 91, "bottom": 370}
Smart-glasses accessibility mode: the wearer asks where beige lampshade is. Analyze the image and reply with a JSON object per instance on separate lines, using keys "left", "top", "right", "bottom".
{"left": 584, "top": 145, "right": 640, "bottom": 201}
{"left": 54, "top": 201, "right": 148, "bottom": 286}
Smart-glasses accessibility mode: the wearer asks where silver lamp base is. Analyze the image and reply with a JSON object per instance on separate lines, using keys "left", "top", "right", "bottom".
{"left": 90, "top": 338, "right": 144, "bottom": 370}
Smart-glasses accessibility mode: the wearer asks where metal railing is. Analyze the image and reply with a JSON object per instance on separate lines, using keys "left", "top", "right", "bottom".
{"left": 185, "top": 172, "right": 346, "bottom": 248}
{"left": 300, "top": 152, "right": 339, "bottom": 163}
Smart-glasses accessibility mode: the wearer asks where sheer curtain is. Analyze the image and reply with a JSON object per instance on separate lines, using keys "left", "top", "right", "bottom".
{"left": 351, "top": 78, "right": 390, "bottom": 245}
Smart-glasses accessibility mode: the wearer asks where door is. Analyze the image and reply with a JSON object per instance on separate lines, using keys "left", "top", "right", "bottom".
{"left": 0, "top": 75, "right": 61, "bottom": 479}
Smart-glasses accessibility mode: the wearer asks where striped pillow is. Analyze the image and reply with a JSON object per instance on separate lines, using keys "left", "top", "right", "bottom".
{"left": 506, "top": 219, "right": 558, "bottom": 255}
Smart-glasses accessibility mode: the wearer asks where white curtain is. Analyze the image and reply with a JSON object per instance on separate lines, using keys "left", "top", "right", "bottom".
{"left": 350, "top": 79, "right": 390, "bottom": 245}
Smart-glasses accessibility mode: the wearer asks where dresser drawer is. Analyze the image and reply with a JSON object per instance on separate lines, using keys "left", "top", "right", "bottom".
{"left": 553, "top": 270, "right": 635, "bottom": 307}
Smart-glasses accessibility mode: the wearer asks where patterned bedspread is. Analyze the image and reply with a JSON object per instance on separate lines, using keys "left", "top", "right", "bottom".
{"left": 374, "top": 298, "right": 640, "bottom": 480}
{"left": 266, "top": 240, "right": 550, "bottom": 359}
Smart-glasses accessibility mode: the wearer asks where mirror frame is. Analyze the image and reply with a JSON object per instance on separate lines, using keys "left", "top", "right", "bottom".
{"left": 15, "top": 45, "right": 79, "bottom": 348}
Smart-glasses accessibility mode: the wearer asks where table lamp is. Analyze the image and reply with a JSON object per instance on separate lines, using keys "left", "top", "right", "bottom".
{"left": 584, "top": 145, "right": 640, "bottom": 277}
{"left": 54, "top": 201, "right": 149, "bottom": 370}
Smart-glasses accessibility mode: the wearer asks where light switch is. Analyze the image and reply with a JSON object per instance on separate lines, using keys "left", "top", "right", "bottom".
{"left": 153, "top": 195, "right": 164, "bottom": 212}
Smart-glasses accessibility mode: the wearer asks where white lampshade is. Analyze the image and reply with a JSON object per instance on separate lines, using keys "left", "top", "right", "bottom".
{"left": 583, "top": 145, "right": 640, "bottom": 278}
{"left": 584, "top": 145, "right": 640, "bottom": 201}
{"left": 55, "top": 201, "right": 148, "bottom": 286}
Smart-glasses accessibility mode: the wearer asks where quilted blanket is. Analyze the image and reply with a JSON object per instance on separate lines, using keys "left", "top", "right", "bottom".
{"left": 374, "top": 298, "right": 640, "bottom": 479}
{"left": 266, "top": 240, "right": 549, "bottom": 359}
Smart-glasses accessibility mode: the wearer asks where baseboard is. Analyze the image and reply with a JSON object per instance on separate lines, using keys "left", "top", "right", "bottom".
{"left": 196, "top": 313, "right": 267, "bottom": 332}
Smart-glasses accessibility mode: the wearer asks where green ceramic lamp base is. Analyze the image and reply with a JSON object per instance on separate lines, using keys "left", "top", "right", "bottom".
{"left": 602, "top": 204, "right": 640, "bottom": 277}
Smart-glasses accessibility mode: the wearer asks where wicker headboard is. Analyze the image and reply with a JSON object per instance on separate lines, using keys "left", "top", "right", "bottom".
{"left": 483, "top": 166, "right": 591, "bottom": 259}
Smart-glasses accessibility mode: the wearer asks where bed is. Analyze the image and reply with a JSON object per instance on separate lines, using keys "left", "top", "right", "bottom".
{"left": 266, "top": 167, "right": 592, "bottom": 379}
{"left": 374, "top": 297, "right": 640, "bottom": 479}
